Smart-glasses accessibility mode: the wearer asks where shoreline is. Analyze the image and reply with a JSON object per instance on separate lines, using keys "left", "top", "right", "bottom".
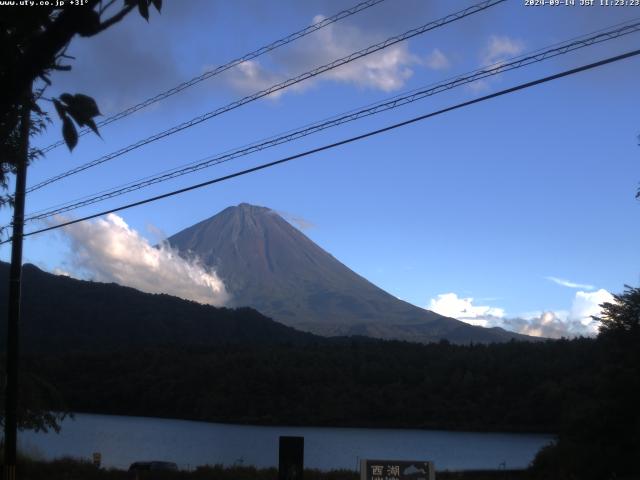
{"left": 20, "top": 413, "right": 551, "bottom": 473}
{"left": 17, "top": 457, "right": 535, "bottom": 480}
{"left": 60, "top": 411, "right": 558, "bottom": 437}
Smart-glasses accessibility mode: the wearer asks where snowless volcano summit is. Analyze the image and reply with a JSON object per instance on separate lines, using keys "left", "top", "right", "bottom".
{"left": 167, "top": 203, "right": 527, "bottom": 343}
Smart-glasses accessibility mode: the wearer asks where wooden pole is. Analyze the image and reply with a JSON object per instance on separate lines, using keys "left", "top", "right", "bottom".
{"left": 3, "top": 86, "right": 31, "bottom": 480}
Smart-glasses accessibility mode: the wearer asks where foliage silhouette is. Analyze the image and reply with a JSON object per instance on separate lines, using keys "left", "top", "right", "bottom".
{"left": 0, "top": 0, "right": 162, "bottom": 210}
{"left": 531, "top": 286, "right": 640, "bottom": 479}
{"left": 0, "top": 0, "right": 162, "bottom": 431}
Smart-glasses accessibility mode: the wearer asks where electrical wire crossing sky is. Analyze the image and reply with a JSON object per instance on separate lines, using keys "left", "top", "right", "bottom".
{"left": 2, "top": 0, "right": 639, "bottom": 339}
{"left": 21, "top": 19, "right": 640, "bottom": 223}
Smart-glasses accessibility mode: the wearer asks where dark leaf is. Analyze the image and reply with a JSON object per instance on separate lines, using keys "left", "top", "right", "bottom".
{"left": 85, "top": 119, "right": 101, "bottom": 137}
{"left": 69, "top": 93, "right": 101, "bottom": 118}
{"left": 52, "top": 99, "right": 66, "bottom": 120}
{"left": 76, "top": 9, "right": 102, "bottom": 37}
{"left": 30, "top": 100, "right": 44, "bottom": 116}
{"left": 52, "top": 64, "right": 72, "bottom": 71}
{"left": 59, "top": 93, "right": 74, "bottom": 104}
{"left": 151, "top": 0, "right": 161, "bottom": 12}
{"left": 62, "top": 93, "right": 101, "bottom": 129}
{"left": 138, "top": 0, "right": 149, "bottom": 21}
{"left": 62, "top": 116, "right": 78, "bottom": 151}
{"left": 66, "top": 108, "right": 86, "bottom": 127}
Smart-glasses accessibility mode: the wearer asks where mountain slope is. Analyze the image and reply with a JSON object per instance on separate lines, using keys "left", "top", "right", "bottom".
{"left": 0, "top": 262, "right": 317, "bottom": 353}
{"left": 167, "top": 203, "right": 528, "bottom": 343}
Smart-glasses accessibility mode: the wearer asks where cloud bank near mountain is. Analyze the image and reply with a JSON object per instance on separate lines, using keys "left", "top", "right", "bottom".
{"left": 55, "top": 214, "right": 229, "bottom": 306}
{"left": 428, "top": 288, "right": 614, "bottom": 338}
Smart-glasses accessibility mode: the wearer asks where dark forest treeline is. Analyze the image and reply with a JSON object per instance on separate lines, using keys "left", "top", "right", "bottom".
{"left": 21, "top": 309, "right": 640, "bottom": 480}
{"left": 1, "top": 264, "right": 637, "bottom": 478}
{"left": 25, "top": 338, "right": 595, "bottom": 433}
{"left": 8, "top": 314, "right": 640, "bottom": 479}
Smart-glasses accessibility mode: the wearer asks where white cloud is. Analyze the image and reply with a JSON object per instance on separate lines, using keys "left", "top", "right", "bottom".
{"left": 570, "top": 289, "right": 615, "bottom": 331}
{"left": 469, "top": 35, "right": 525, "bottom": 92}
{"left": 56, "top": 214, "right": 229, "bottom": 306}
{"left": 427, "top": 288, "right": 615, "bottom": 338}
{"left": 503, "top": 311, "right": 575, "bottom": 339}
{"left": 424, "top": 48, "right": 450, "bottom": 70}
{"left": 428, "top": 293, "right": 505, "bottom": 328}
{"left": 482, "top": 35, "right": 525, "bottom": 66}
{"left": 546, "top": 276, "right": 595, "bottom": 290}
{"left": 228, "top": 60, "right": 288, "bottom": 99}
{"left": 224, "top": 14, "right": 419, "bottom": 96}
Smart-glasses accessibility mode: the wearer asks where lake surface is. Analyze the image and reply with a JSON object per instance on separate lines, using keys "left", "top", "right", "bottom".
{"left": 19, "top": 414, "right": 554, "bottom": 472}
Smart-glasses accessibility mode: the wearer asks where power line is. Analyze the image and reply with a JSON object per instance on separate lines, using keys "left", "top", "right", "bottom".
{"left": 22, "top": 20, "right": 640, "bottom": 222}
{"left": 6, "top": 47, "right": 638, "bottom": 245}
{"left": 25, "top": 17, "right": 640, "bottom": 219}
{"left": 27, "top": 0, "right": 506, "bottom": 193}
{"left": 38, "top": 0, "right": 388, "bottom": 154}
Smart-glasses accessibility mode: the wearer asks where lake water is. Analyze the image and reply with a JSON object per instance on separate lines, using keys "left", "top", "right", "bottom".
{"left": 18, "top": 414, "right": 554, "bottom": 472}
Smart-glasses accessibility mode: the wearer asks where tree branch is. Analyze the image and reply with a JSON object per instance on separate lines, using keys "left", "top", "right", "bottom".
{"left": 1, "top": 1, "right": 137, "bottom": 115}
{"left": 91, "top": 3, "right": 135, "bottom": 35}
{"left": 99, "top": 0, "right": 118, "bottom": 15}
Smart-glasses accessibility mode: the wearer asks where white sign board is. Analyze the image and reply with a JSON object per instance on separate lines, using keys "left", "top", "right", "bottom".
{"left": 360, "top": 459, "right": 435, "bottom": 480}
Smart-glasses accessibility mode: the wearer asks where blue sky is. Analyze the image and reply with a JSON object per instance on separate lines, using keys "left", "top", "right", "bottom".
{"left": 1, "top": 0, "right": 639, "bottom": 337}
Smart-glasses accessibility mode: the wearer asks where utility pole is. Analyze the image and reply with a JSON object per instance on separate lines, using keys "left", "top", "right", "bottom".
{"left": 3, "top": 85, "right": 31, "bottom": 480}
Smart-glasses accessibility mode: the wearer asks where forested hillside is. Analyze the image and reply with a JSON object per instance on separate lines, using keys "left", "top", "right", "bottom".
{"left": 0, "top": 262, "right": 317, "bottom": 353}
{"left": 26, "top": 338, "right": 595, "bottom": 433}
